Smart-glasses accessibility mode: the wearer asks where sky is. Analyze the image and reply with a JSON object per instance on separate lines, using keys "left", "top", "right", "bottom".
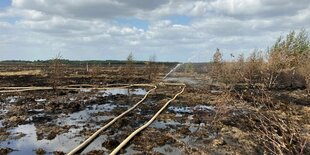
{"left": 0, "top": 0, "right": 309, "bottom": 62}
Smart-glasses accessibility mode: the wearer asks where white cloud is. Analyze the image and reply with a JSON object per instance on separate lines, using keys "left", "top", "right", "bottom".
{"left": 0, "top": 0, "right": 309, "bottom": 61}
{"left": 0, "top": 21, "right": 11, "bottom": 28}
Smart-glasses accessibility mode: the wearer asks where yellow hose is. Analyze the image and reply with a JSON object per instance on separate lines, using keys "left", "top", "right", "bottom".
{"left": 0, "top": 87, "right": 52, "bottom": 93}
{"left": 1, "top": 83, "right": 186, "bottom": 154}
{"left": 67, "top": 84, "right": 157, "bottom": 155}
{"left": 110, "top": 84, "right": 186, "bottom": 155}
{"left": 0, "top": 84, "right": 137, "bottom": 93}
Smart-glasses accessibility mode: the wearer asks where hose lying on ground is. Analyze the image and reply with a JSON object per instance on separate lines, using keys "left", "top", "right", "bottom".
{"left": 0, "top": 84, "right": 135, "bottom": 93}
{"left": 67, "top": 84, "right": 157, "bottom": 155}
{"left": 110, "top": 84, "right": 186, "bottom": 155}
{"left": 0, "top": 83, "right": 185, "bottom": 155}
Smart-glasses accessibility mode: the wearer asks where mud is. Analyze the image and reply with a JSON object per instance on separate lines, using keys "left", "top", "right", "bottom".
{"left": 0, "top": 64, "right": 309, "bottom": 154}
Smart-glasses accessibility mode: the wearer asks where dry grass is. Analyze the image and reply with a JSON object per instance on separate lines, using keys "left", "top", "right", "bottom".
{"left": 208, "top": 30, "right": 310, "bottom": 154}
{"left": 0, "top": 70, "right": 43, "bottom": 76}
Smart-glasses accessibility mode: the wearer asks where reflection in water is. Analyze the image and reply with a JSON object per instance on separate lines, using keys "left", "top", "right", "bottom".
{"left": 168, "top": 105, "right": 214, "bottom": 114}
{"left": 0, "top": 124, "right": 84, "bottom": 154}
{"left": 101, "top": 88, "right": 146, "bottom": 96}
{"left": 0, "top": 88, "right": 211, "bottom": 154}
{"left": 150, "top": 120, "right": 181, "bottom": 130}
{"left": 153, "top": 144, "right": 184, "bottom": 155}
{"left": 56, "top": 103, "right": 118, "bottom": 127}
{"left": 0, "top": 88, "right": 146, "bottom": 154}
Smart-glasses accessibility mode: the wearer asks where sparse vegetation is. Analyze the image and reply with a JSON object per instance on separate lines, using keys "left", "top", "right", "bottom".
{"left": 210, "top": 48, "right": 223, "bottom": 82}
{"left": 49, "top": 53, "right": 63, "bottom": 90}
{"left": 0, "top": 30, "right": 309, "bottom": 155}
{"left": 90, "top": 64, "right": 101, "bottom": 84}
{"left": 208, "top": 30, "right": 310, "bottom": 154}
{"left": 125, "top": 52, "right": 135, "bottom": 83}
{"left": 145, "top": 54, "right": 159, "bottom": 82}
{"left": 265, "top": 30, "right": 309, "bottom": 90}
{"left": 0, "top": 70, "right": 42, "bottom": 76}
{"left": 184, "top": 63, "right": 194, "bottom": 74}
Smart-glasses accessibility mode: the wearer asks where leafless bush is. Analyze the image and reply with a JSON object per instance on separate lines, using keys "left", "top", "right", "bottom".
{"left": 184, "top": 63, "right": 194, "bottom": 74}
{"left": 209, "top": 49, "right": 238, "bottom": 87}
{"left": 49, "top": 53, "right": 63, "bottom": 90}
{"left": 145, "top": 54, "right": 159, "bottom": 82}
{"left": 242, "top": 50, "right": 265, "bottom": 86}
{"left": 159, "top": 64, "right": 167, "bottom": 76}
{"left": 228, "top": 85, "right": 310, "bottom": 154}
{"left": 297, "top": 52, "right": 310, "bottom": 93}
{"left": 210, "top": 48, "right": 223, "bottom": 82}
{"left": 90, "top": 64, "right": 101, "bottom": 84}
{"left": 223, "top": 52, "right": 264, "bottom": 89}
{"left": 124, "top": 52, "right": 135, "bottom": 83}
{"left": 247, "top": 102, "right": 309, "bottom": 155}
{"left": 207, "top": 30, "right": 310, "bottom": 155}
{"left": 211, "top": 95, "right": 231, "bottom": 126}
{"left": 221, "top": 62, "right": 239, "bottom": 86}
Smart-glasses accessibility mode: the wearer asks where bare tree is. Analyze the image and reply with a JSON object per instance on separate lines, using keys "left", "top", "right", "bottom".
{"left": 90, "top": 64, "right": 101, "bottom": 84}
{"left": 125, "top": 52, "right": 135, "bottom": 82}
{"left": 49, "top": 53, "right": 63, "bottom": 90}
{"left": 145, "top": 54, "right": 159, "bottom": 82}
{"left": 126, "top": 52, "right": 134, "bottom": 71}
{"left": 210, "top": 48, "right": 223, "bottom": 82}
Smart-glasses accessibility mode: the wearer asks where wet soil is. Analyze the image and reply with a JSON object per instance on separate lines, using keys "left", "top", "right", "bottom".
{"left": 0, "top": 65, "right": 309, "bottom": 155}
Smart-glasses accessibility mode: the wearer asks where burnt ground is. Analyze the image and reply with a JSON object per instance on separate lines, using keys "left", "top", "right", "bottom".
{"left": 0, "top": 63, "right": 309, "bottom": 155}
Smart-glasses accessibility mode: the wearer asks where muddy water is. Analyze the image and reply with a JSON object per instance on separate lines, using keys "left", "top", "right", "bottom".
{"left": 0, "top": 88, "right": 148, "bottom": 154}
{"left": 101, "top": 88, "right": 146, "bottom": 96}
{"left": 0, "top": 87, "right": 215, "bottom": 154}
{"left": 153, "top": 144, "right": 183, "bottom": 155}
{"left": 1, "top": 124, "right": 83, "bottom": 154}
{"left": 55, "top": 104, "right": 118, "bottom": 127}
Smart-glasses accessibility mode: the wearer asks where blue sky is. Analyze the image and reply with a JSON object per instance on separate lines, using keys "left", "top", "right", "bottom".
{"left": 0, "top": 0, "right": 10, "bottom": 8}
{"left": 115, "top": 18, "right": 149, "bottom": 31}
{"left": 0, "top": 0, "right": 309, "bottom": 62}
{"left": 167, "top": 15, "right": 191, "bottom": 26}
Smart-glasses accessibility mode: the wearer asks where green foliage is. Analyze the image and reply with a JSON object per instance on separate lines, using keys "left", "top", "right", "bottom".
{"left": 269, "top": 29, "right": 310, "bottom": 65}
{"left": 262, "top": 29, "right": 310, "bottom": 89}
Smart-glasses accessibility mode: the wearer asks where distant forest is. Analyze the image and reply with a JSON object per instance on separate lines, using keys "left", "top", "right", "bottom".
{"left": 0, "top": 59, "right": 179, "bottom": 65}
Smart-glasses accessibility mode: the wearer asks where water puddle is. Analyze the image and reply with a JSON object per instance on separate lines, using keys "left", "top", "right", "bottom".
{"left": 56, "top": 103, "right": 120, "bottom": 126}
{"left": 193, "top": 105, "right": 214, "bottom": 111}
{"left": 150, "top": 120, "right": 181, "bottom": 130}
{"left": 153, "top": 144, "right": 184, "bottom": 155}
{"left": 188, "top": 126, "right": 198, "bottom": 133}
{"left": 164, "top": 77, "right": 200, "bottom": 85}
{"left": 123, "top": 144, "right": 143, "bottom": 155}
{"left": 101, "top": 88, "right": 146, "bottom": 97}
{"left": 168, "top": 106, "right": 193, "bottom": 114}
{"left": 80, "top": 134, "right": 108, "bottom": 154}
{"left": 0, "top": 88, "right": 149, "bottom": 154}
{"left": 0, "top": 124, "right": 85, "bottom": 154}
{"left": 6, "top": 96, "right": 19, "bottom": 103}
{"left": 168, "top": 105, "right": 214, "bottom": 114}
{"left": 0, "top": 105, "right": 118, "bottom": 154}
